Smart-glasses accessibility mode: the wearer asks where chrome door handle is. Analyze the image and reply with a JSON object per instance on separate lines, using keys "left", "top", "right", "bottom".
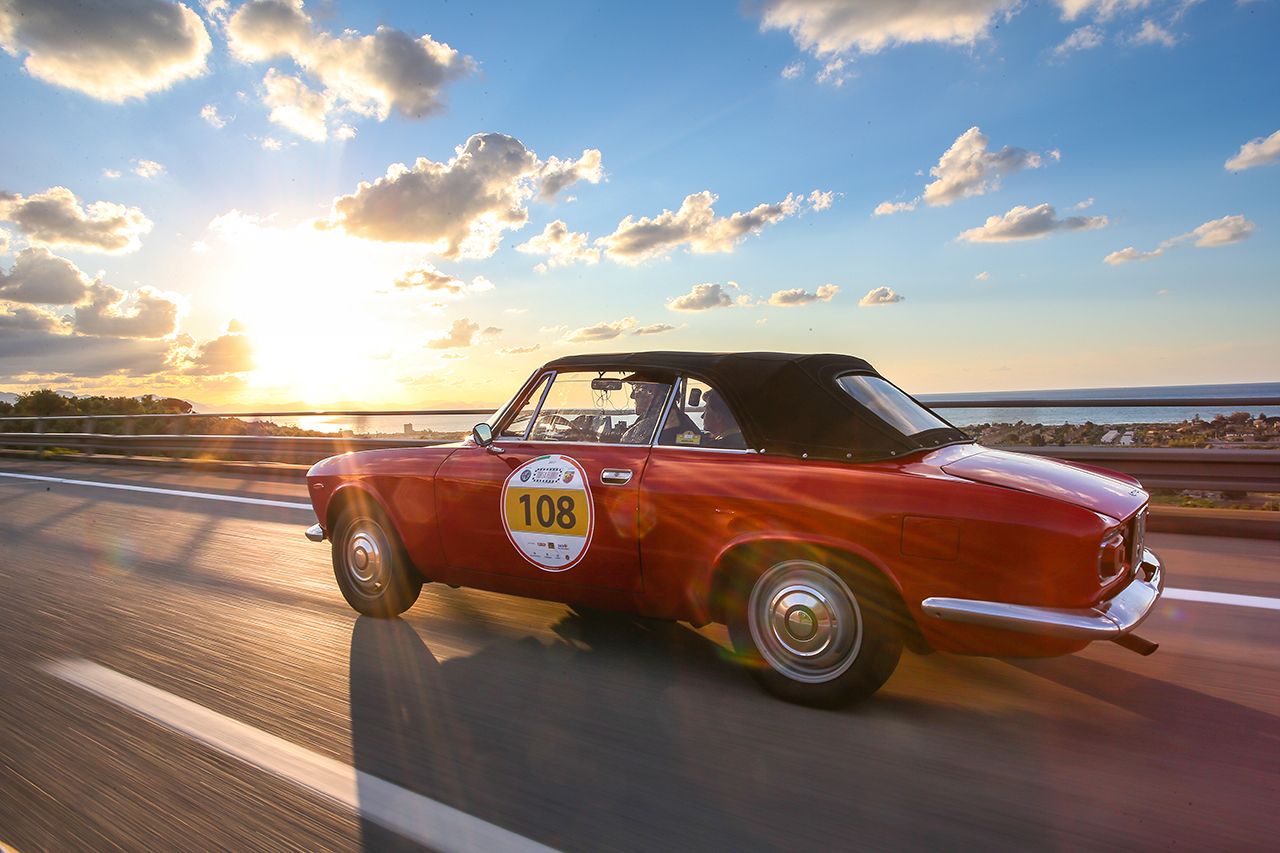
{"left": 601, "top": 468, "right": 633, "bottom": 485}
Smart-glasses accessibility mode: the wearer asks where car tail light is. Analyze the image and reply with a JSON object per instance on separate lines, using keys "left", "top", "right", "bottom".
{"left": 1099, "top": 529, "right": 1126, "bottom": 582}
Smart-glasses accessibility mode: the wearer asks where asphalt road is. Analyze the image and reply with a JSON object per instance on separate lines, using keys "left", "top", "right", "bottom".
{"left": 0, "top": 458, "right": 1277, "bottom": 851}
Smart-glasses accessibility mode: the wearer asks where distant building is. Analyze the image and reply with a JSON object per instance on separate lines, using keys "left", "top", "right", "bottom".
{"left": 404, "top": 423, "right": 414, "bottom": 435}
{"left": 1101, "top": 429, "right": 1119, "bottom": 444}
{"left": 1119, "top": 431, "right": 1134, "bottom": 446}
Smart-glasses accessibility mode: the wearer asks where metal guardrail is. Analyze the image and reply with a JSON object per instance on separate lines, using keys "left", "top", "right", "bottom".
{"left": 0, "top": 398, "right": 1276, "bottom": 491}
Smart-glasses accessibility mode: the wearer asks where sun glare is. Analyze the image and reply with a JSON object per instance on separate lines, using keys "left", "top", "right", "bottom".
{"left": 207, "top": 215, "right": 444, "bottom": 406}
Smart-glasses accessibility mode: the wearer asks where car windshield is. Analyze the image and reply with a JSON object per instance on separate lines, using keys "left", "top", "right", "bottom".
{"left": 837, "top": 374, "right": 965, "bottom": 443}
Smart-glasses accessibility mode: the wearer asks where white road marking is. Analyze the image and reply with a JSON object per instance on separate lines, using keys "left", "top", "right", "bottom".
{"left": 5, "top": 469, "right": 1277, "bottom": 613}
{"left": 0, "top": 470, "right": 312, "bottom": 510}
{"left": 1163, "top": 588, "right": 1280, "bottom": 612}
{"left": 43, "top": 658, "right": 556, "bottom": 853}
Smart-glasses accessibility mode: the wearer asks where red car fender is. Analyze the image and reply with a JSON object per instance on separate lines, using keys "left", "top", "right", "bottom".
{"left": 690, "top": 530, "right": 909, "bottom": 628}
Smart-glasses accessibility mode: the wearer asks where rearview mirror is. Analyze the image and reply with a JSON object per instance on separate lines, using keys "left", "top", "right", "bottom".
{"left": 591, "top": 378, "right": 624, "bottom": 392}
{"left": 688, "top": 388, "right": 702, "bottom": 407}
{"left": 472, "top": 423, "right": 494, "bottom": 447}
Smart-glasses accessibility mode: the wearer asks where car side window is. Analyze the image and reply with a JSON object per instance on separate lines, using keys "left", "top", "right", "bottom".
{"left": 527, "top": 372, "right": 673, "bottom": 445}
{"left": 499, "top": 374, "right": 550, "bottom": 439}
{"left": 657, "top": 378, "right": 747, "bottom": 450}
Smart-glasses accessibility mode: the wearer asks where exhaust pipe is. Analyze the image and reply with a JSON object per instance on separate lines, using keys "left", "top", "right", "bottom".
{"left": 1111, "top": 633, "right": 1159, "bottom": 656}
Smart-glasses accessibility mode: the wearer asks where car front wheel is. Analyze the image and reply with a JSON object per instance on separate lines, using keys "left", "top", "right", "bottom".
{"left": 729, "top": 558, "right": 902, "bottom": 708}
{"left": 331, "top": 507, "right": 422, "bottom": 617}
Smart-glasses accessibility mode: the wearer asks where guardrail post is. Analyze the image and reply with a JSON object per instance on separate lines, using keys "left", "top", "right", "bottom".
{"left": 123, "top": 419, "right": 133, "bottom": 458}
{"left": 82, "top": 417, "right": 94, "bottom": 458}
{"left": 35, "top": 417, "right": 44, "bottom": 456}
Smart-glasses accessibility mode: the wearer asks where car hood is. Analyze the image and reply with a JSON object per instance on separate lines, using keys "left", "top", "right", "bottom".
{"left": 941, "top": 448, "right": 1147, "bottom": 520}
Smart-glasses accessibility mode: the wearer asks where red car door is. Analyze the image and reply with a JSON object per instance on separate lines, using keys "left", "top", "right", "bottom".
{"left": 434, "top": 370, "right": 668, "bottom": 592}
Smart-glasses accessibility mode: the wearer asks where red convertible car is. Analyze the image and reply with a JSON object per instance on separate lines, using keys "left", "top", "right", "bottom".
{"left": 304, "top": 352, "right": 1163, "bottom": 706}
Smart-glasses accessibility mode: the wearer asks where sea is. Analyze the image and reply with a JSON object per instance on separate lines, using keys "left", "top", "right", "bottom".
{"left": 273, "top": 381, "right": 1280, "bottom": 435}
{"left": 916, "top": 381, "right": 1280, "bottom": 428}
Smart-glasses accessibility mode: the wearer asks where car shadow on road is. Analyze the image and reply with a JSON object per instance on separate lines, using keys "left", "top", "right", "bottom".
{"left": 347, "top": 609, "right": 768, "bottom": 852}
{"left": 1008, "top": 654, "right": 1280, "bottom": 766}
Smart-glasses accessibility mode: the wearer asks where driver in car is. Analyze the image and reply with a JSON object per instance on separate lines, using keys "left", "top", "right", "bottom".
{"left": 621, "top": 380, "right": 667, "bottom": 444}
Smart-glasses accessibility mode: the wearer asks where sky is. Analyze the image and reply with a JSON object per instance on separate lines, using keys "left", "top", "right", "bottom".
{"left": 0, "top": 0, "right": 1276, "bottom": 409}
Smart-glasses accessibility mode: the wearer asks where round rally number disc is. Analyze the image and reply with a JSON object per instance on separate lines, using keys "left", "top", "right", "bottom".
{"left": 500, "top": 454, "right": 594, "bottom": 571}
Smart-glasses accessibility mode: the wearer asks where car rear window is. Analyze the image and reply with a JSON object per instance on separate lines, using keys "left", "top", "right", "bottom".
{"left": 836, "top": 374, "right": 953, "bottom": 438}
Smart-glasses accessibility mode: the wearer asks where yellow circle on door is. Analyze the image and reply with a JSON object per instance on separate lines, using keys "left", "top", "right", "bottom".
{"left": 500, "top": 454, "right": 594, "bottom": 571}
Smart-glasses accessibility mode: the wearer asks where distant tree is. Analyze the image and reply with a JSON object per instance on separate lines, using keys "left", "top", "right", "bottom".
{"left": 15, "top": 389, "right": 74, "bottom": 417}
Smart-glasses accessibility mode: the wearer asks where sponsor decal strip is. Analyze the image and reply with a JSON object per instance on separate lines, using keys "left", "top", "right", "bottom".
{"left": 42, "top": 658, "right": 557, "bottom": 853}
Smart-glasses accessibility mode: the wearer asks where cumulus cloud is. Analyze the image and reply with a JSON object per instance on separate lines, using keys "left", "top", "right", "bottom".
{"left": 226, "top": 0, "right": 472, "bottom": 138}
{"left": 1053, "top": 24, "right": 1104, "bottom": 56}
{"left": 1225, "top": 129, "right": 1280, "bottom": 171}
{"left": 0, "top": 326, "right": 174, "bottom": 378}
{"left": 633, "top": 323, "right": 676, "bottom": 336}
{"left": 394, "top": 263, "right": 494, "bottom": 296}
{"left": 816, "top": 57, "right": 851, "bottom": 86}
{"left": 874, "top": 199, "right": 918, "bottom": 216}
{"left": 975, "top": 270, "right": 990, "bottom": 280}
{"left": 1103, "top": 246, "right": 1162, "bottom": 264}
{"left": 261, "top": 68, "right": 330, "bottom": 141}
{"left": 132, "top": 159, "right": 166, "bottom": 179}
{"left": 1129, "top": 19, "right": 1177, "bottom": 46}
{"left": 597, "top": 191, "right": 806, "bottom": 265}
{"left": 0, "top": 228, "right": 9, "bottom": 255}
{"left": 427, "top": 318, "right": 482, "bottom": 349}
{"left": 565, "top": 317, "right": 637, "bottom": 343}
{"left": 758, "top": 0, "right": 1016, "bottom": 56}
{"left": 858, "top": 286, "right": 905, "bottom": 307}
{"left": 184, "top": 327, "right": 254, "bottom": 375}
{"left": 498, "top": 344, "right": 540, "bottom": 355}
{"left": 1056, "top": 1, "right": 1152, "bottom": 21}
{"left": 808, "top": 189, "right": 835, "bottom": 211}
{"left": 538, "top": 149, "right": 604, "bottom": 201}
{"left": 0, "top": 186, "right": 153, "bottom": 254}
{"left": 1190, "top": 214, "right": 1256, "bottom": 247}
{"left": 1104, "top": 214, "right": 1256, "bottom": 264}
{"left": 768, "top": 283, "right": 839, "bottom": 306}
{"left": 781, "top": 61, "right": 805, "bottom": 79}
{"left": 876, "top": 127, "right": 1048, "bottom": 214}
{"left": 0, "top": 0, "right": 211, "bottom": 102}
{"left": 324, "top": 134, "right": 602, "bottom": 260}
{"left": 0, "top": 302, "right": 62, "bottom": 332}
{"left": 515, "top": 220, "right": 600, "bottom": 270}
{"left": 666, "top": 282, "right": 749, "bottom": 312}
{"left": 957, "top": 203, "right": 1108, "bottom": 242}
{"left": 74, "top": 283, "right": 181, "bottom": 338}
{"left": 200, "top": 104, "right": 227, "bottom": 128}
{"left": 0, "top": 247, "right": 91, "bottom": 304}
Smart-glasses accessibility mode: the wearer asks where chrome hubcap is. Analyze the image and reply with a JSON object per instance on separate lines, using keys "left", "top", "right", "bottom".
{"left": 344, "top": 519, "right": 389, "bottom": 596}
{"left": 748, "top": 560, "right": 862, "bottom": 683}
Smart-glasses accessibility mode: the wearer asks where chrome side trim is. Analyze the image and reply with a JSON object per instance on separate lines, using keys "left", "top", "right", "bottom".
{"left": 601, "top": 468, "right": 633, "bottom": 485}
{"left": 305, "top": 523, "right": 325, "bottom": 543}
{"left": 920, "top": 548, "right": 1164, "bottom": 640}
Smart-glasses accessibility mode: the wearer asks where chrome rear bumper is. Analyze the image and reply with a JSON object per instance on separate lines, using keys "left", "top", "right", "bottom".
{"left": 921, "top": 548, "right": 1164, "bottom": 640}
{"left": 304, "top": 523, "right": 325, "bottom": 543}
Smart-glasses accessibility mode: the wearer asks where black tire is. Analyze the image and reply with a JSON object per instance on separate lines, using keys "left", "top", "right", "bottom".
{"left": 331, "top": 505, "right": 423, "bottom": 618}
{"left": 727, "top": 556, "right": 902, "bottom": 708}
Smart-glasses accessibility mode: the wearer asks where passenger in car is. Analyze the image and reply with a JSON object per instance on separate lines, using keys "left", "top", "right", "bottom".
{"left": 703, "top": 390, "right": 746, "bottom": 449}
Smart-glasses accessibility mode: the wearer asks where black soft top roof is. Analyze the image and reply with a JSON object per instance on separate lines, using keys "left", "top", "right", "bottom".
{"left": 542, "top": 351, "right": 964, "bottom": 461}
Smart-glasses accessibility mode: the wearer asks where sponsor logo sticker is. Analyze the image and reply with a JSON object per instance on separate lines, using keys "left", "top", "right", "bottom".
{"left": 500, "top": 454, "right": 594, "bottom": 571}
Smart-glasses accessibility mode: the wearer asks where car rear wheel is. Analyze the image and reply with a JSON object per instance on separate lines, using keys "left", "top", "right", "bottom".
{"left": 331, "top": 507, "right": 422, "bottom": 617}
{"left": 728, "top": 558, "right": 902, "bottom": 708}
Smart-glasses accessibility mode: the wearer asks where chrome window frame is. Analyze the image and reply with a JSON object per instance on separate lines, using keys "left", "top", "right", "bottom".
{"left": 495, "top": 369, "right": 556, "bottom": 441}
